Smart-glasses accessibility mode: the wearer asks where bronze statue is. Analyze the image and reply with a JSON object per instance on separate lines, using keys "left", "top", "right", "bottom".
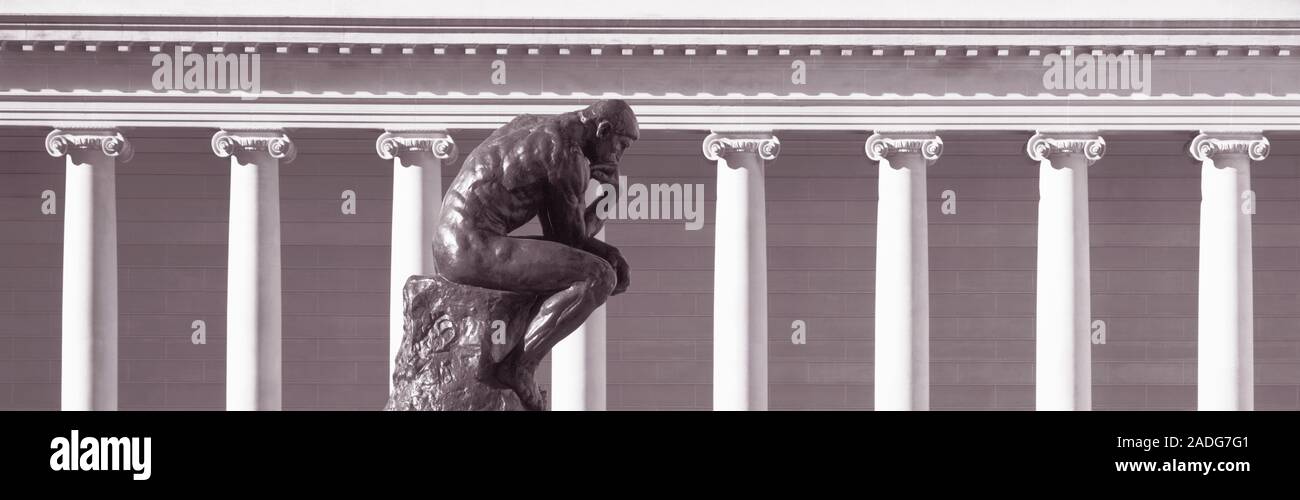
{"left": 386, "top": 100, "right": 636, "bottom": 411}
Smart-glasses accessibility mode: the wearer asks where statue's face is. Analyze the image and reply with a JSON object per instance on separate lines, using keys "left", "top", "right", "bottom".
{"left": 588, "top": 121, "right": 634, "bottom": 184}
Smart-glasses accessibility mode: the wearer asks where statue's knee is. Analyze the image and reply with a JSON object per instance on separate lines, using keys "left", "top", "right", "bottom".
{"left": 586, "top": 260, "right": 616, "bottom": 299}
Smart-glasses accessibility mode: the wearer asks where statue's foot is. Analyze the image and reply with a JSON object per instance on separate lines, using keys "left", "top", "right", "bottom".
{"left": 498, "top": 359, "right": 546, "bottom": 410}
{"left": 514, "top": 367, "right": 547, "bottom": 411}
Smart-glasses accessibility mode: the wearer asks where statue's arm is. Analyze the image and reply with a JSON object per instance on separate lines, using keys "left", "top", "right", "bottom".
{"left": 531, "top": 187, "right": 607, "bottom": 241}
{"left": 544, "top": 151, "right": 594, "bottom": 250}
{"left": 544, "top": 148, "right": 630, "bottom": 295}
{"left": 583, "top": 191, "right": 607, "bottom": 238}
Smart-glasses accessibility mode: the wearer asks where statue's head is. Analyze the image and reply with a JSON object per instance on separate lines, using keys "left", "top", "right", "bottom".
{"left": 579, "top": 99, "right": 638, "bottom": 184}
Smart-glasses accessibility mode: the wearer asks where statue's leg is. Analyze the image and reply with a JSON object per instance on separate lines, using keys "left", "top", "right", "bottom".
{"left": 509, "top": 259, "right": 615, "bottom": 409}
{"left": 436, "top": 233, "right": 613, "bottom": 296}
{"left": 435, "top": 234, "right": 616, "bottom": 409}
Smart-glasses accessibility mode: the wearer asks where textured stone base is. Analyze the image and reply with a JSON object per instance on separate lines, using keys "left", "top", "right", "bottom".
{"left": 384, "top": 274, "right": 544, "bottom": 411}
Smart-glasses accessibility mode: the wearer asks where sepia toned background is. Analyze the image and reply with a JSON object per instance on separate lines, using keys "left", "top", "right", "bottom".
{"left": 3, "top": 0, "right": 1300, "bottom": 411}
{"left": 3, "top": 128, "right": 1298, "bottom": 410}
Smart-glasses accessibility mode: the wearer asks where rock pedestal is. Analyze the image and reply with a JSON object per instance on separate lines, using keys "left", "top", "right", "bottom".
{"left": 384, "top": 275, "right": 544, "bottom": 411}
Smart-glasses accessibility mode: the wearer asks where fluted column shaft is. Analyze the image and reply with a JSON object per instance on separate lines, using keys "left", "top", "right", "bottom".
{"left": 213, "top": 130, "right": 295, "bottom": 411}
{"left": 704, "top": 131, "right": 779, "bottom": 411}
{"left": 867, "top": 132, "right": 943, "bottom": 411}
{"left": 1191, "top": 132, "right": 1269, "bottom": 411}
{"left": 1028, "top": 132, "right": 1105, "bottom": 411}
{"left": 376, "top": 130, "right": 456, "bottom": 391}
{"left": 47, "top": 129, "right": 133, "bottom": 411}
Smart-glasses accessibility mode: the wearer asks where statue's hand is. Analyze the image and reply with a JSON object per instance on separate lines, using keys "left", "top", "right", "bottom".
{"left": 607, "top": 248, "right": 630, "bottom": 296}
{"left": 583, "top": 238, "right": 629, "bottom": 296}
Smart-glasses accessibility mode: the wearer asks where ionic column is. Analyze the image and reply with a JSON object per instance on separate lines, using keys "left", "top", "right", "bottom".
{"left": 46, "top": 129, "right": 132, "bottom": 411}
{"left": 1189, "top": 132, "right": 1268, "bottom": 411}
{"left": 866, "top": 132, "right": 942, "bottom": 411}
{"left": 212, "top": 130, "right": 295, "bottom": 411}
{"left": 703, "top": 131, "right": 779, "bottom": 411}
{"left": 552, "top": 227, "right": 608, "bottom": 411}
{"left": 1027, "top": 132, "right": 1105, "bottom": 411}
{"left": 375, "top": 130, "right": 456, "bottom": 391}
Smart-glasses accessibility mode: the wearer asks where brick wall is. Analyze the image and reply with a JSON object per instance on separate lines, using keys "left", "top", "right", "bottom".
{"left": 2, "top": 128, "right": 1297, "bottom": 410}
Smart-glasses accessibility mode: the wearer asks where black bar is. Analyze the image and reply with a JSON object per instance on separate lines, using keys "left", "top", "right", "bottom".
{"left": 2, "top": 411, "right": 1293, "bottom": 488}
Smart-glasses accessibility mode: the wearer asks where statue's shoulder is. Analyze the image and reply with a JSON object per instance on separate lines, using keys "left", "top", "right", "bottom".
{"left": 524, "top": 116, "right": 584, "bottom": 161}
{"left": 477, "top": 113, "right": 582, "bottom": 168}
{"left": 508, "top": 113, "right": 547, "bottom": 129}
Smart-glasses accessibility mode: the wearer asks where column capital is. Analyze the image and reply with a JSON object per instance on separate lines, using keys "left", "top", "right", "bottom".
{"left": 702, "top": 131, "right": 780, "bottom": 162}
{"left": 865, "top": 131, "right": 943, "bottom": 164}
{"left": 375, "top": 130, "right": 458, "bottom": 163}
{"left": 1189, "top": 131, "right": 1270, "bottom": 162}
{"left": 45, "top": 128, "right": 133, "bottom": 163}
{"left": 211, "top": 129, "right": 296, "bottom": 164}
{"left": 1027, "top": 131, "right": 1106, "bottom": 165}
